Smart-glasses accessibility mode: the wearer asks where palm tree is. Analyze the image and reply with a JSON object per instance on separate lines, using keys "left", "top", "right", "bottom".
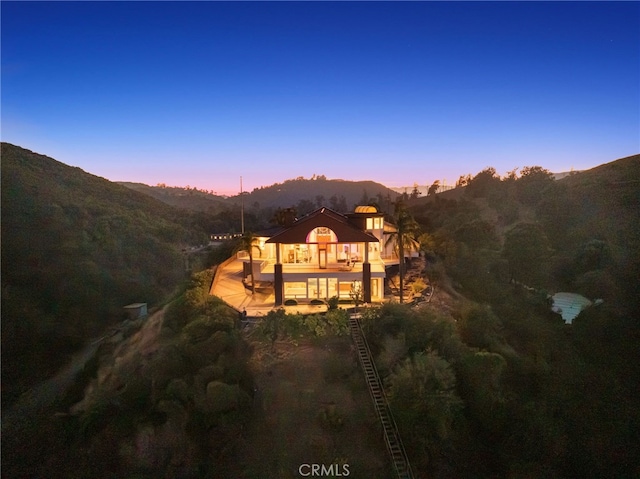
{"left": 235, "top": 232, "right": 262, "bottom": 295}
{"left": 385, "top": 200, "right": 420, "bottom": 303}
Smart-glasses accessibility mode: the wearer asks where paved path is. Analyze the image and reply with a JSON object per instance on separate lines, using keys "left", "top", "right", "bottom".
{"left": 210, "top": 258, "right": 331, "bottom": 317}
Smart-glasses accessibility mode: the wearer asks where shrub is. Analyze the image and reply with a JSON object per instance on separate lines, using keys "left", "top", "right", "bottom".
{"left": 181, "top": 330, "right": 230, "bottom": 369}
{"left": 165, "top": 378, "right": 192, "bottom": 405}
{"left": 258, "top": 308, "right": 286, "bottom": 341}
{"left": 148, "top": 344, "right": 189, "bottom": 391}
{"left": 327, "top": 295, "right": 340, "bottom": 310}
{"left": 281, "top": 311, "right": 306, "bottom": 338}
{"left": 304, "top": 315, "right": 327, "bottom": 337}
{"left": 324, "top": 309, "right": 349, "bottom": 336}
{"left": 181, "top": 313, "right": 234, "bottom": 343}
{"left": 411, "top": 278, "right": 427, "bottom": 295}
{"left": 458, "top": 303, "right": 503, "bottom": 350}
{"left": 205, "top": 381, "right": 240, "bottom": 414}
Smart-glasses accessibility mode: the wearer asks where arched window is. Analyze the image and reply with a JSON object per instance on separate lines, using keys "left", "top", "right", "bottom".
{"left": 306, "top": 226, "right": 337, "bottom": 243}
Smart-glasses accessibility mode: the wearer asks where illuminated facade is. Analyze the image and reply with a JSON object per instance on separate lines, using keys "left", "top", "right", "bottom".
{"left": 238, "top": 206, "right": 401, "bottom": 305}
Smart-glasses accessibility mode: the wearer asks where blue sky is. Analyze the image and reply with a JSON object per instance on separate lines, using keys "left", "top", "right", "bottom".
{"left": 2, "top": 1, "right": 638, "bottom": 195}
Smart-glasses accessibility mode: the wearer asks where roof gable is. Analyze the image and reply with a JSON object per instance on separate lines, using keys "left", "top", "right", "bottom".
{"left": 266, "top": 207, "right": 378, "bottom": 244}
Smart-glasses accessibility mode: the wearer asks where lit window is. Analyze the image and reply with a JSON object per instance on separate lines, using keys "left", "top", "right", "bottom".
{"left": 284, "top": 281, "right": 307, "bottom": 299}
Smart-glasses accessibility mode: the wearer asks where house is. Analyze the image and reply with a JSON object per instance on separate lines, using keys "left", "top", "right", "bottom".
{"left": 236, "top": 206, "right": 407, "bottom": 306}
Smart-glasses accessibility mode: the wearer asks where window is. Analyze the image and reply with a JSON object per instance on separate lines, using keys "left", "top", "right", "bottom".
{"left": 284, "top": 281, "right": 307, "bottom": 298}
{"left": 308, "top": 278, "right": 318, "bottom": 297}
{"left": 338, "top": 282, "right": 352, "bottom": 298}
{"left": 366, "top": 217, "right": 383, "bottom": 230}
{"left": 371, "top": 278, "right": 380, "bottom": 299}
{"left": 307, "top": 226, "right": 337, "bottom": 243}
{"left": 328, "top": 278, "right": 338, "bottom": 297}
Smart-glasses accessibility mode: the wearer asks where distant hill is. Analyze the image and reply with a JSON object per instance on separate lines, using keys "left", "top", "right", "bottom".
{"left": 121, "top": 176, "right": 401, "bottom": 227}
{"left": 118, "top": 182, "right": 230, "bottom": 213}
{"left": 234, "top": 176, "right": 400, "bottom": 211}
{"left": 1, "top": 143, "right": 211, "bottom": 408}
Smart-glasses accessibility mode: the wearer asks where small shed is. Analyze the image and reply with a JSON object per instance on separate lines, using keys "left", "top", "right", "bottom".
{"left": 123, "top": 302, "right": 148, "bottom": 320}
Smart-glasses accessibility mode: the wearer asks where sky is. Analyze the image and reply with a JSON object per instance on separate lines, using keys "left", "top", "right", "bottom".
{"left": 2, "top": 1, "right": 639, "bottom": 195}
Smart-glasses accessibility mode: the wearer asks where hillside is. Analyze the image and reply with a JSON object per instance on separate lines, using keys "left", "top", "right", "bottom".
{"left": 410, "top": 154, "right": 640, "bottom": 310}
{"left": 552, "top": 154, "right": 640, "bottom": 250}
{"left": 118, "top": 181, "right": 230, "bottom": 213}
{"left": 1, "top": 143, "right": 212, "bottom": 408}
{"left": 396, "top": 155, "right": 640, "bottom": 476}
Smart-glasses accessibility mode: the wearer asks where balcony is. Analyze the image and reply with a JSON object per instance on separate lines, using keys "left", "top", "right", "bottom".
{"left": 244, "top": 258, "right": 386, "bottom": 281}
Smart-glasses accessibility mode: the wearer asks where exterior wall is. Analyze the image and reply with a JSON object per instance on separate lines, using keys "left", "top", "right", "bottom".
{"left": 123, "top": 303, "right": 147, "bottom": 319}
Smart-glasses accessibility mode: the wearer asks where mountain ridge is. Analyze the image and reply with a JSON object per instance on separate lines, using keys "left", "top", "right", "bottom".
{"left": 119, "top": 176, "right": 401, "bottom": 213}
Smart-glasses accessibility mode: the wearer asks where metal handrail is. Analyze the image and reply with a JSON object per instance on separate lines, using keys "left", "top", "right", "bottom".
{"left": 349, "top": 316, "right": 415, "bottom": 479}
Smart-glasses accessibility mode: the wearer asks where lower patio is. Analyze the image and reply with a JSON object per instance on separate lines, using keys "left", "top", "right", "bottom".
{"left": 209, "top": 257, "right": 384, "bottom": 318}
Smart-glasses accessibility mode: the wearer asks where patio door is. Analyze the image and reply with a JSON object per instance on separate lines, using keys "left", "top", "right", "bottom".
{"left": 319, "top": 245, "right": 327, "bottom": 269}
{"left": 318, "top": 278, "right": 327, "bottom": 298}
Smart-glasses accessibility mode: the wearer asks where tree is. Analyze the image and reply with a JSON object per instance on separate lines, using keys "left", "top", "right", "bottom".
{"left": 458, "top": 351, "right": 507, "bottom": 433}
{"left": 349, "top": 281, "right": 363, "bottom": 312}
{"left": 234, "top": 232, "right": 261, "bottom": 295}
{"left": 504, "top": 168, "right": 519, "bottom": 182}
{"left": 515, "top": 166, "right": 554, "bottom": 204}
{"left": 573, "top": 239, "right": 612, "bottom": 274}
{"left": 453, "top": 219, "right": 499, "bottom": 251}
{"left": 410, "top": 183, "right": 421, "bottom": 200}
{"left": 458, "top": 303, "right": 503, "bottom": 349}
{"left": 456, "top": 174, "right": 472, "bottom": 188}
{"left": 387, "top": 350, "right": 463, "bottom": 465}
{"left": 359, "top": 189, "right": 370, "bottom": 205}
{"left": 503, "top": 223, "right": 552, "bottom": 287}
{"left": 427, "top": 180, "right": 440, "bottom": 196}
{"left": 295, "top": 199, "right": 315, "bottom": 216}
{"left": 465, "top": 167, "right": 500, "bottom": 198}
{"left": 336, "top": 195, "right": 348, "bottom": 213}
{"left": 270, "top": 207, "right": 297, "bottom": 227}
{"left": 418, "top": 232, "right": 437, "bottom": 258}
{"left": 385, "top": 200, "right": 420, "bottom": 303}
